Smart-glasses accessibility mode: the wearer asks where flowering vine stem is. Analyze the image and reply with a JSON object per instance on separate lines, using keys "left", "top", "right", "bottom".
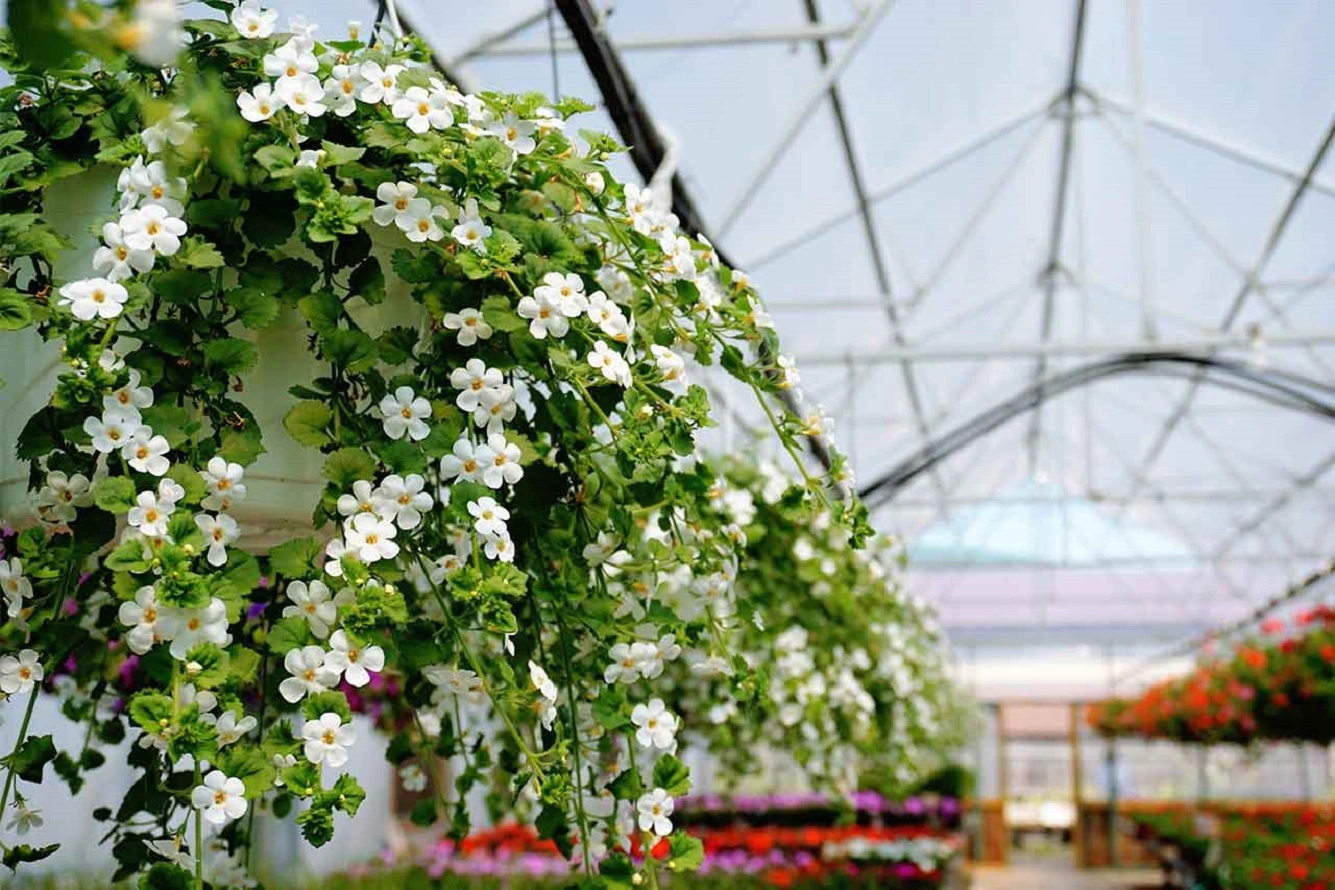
{"left": 0, "top": 687, "right": 39, "bottom": 845}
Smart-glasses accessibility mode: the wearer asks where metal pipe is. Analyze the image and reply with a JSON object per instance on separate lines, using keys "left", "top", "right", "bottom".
{"left": 468, "top": 22, "right": 861, "bottom": 55}
{"left": 792, "top": 329, "right": 1335, "bottom": 365}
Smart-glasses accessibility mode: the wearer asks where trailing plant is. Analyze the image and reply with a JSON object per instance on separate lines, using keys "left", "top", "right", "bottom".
{"left": 0, "top": 3, "right": 874, "bottom": 887}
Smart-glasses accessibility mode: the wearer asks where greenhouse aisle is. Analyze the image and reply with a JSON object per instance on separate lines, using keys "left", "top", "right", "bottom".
{"left": 971, "top": 862, "right": 1162, "bottom": 890}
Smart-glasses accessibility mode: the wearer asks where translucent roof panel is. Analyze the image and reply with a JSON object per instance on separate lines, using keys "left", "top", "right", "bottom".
{"left": 170, "top": 1, "right": 1335, "bottom": 639}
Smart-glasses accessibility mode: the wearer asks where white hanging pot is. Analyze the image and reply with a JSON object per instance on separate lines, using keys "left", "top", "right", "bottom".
{"left": 0, "top": 167, "right": 421, "bottom": 548}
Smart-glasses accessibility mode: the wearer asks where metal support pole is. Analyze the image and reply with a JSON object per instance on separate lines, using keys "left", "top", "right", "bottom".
{"left": 1196, "top": 747, "right": 1209, "bottom": 803}
{"left": 716, "top": 0, "right": 896, "bottom": 238}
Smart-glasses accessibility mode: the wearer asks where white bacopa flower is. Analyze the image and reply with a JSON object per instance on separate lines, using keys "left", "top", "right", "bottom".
{"left": 451, "top": 198, "right": 491, "bottom": 253}
{"left": 440, "top": 438, "right": 483, "bottom": 484}
{"left": 474, "top": 433, "right": 523, "bottom": 489}
{"left": 489, "top": 112, "right": 536, "bottom": 156}
{"left": 263, "top": 40, "right": 319, "bottom": 91}
{"left": 195, "top": 514, "right": 240, "bottom": 567}
{"left": 169, "top": 598, "right": 230, "bottom": 660}
{"left": 35, "top": 471, "right": 92, "bottom": 524}
{"left": 294, "top": 149, "right": 326, "bottom": 169}
{"left": 483, "top": 533, "right": 515, "bottom": 563}
{"left": 586, "top": 291, "right": 631, "bottom": 342}
{"left": 528, "top": 660, "right": 557, "bottom": 702}
{"left": 141, "top": 107, "right": 192, "bottom": 154}
{"left": 636, "top": 788, "right": 674, "bottom": 837}
{"left": 200, "top": 456, "right": 246, "bottom": 512}
{"left": 208, "top": 709, "right": 258, "bottom": 746}
{"left": 147, "top": 837, "right": 193, "bottom": 869}
{"left": 533, "top": 106, "right": 565, "bottom": 136}
{"left": 231, "top": 0, "right": 277, "bottom": 38}
{"left": 655, "top": 633, "right": 683, "bottom": 664}
{"left": 624, "top": 184, "right": 662, "bottom": 235}
{"left": 58, "top": 277, "right": 128, "bottom": 321}
{"left": 373, "top": 181, "right": 419, "bottom": 227}
{"left": 122, "top": 430, "right": 171, "bottom": 476}
{"left": 277, "top": 74, "right": 327, "bottom": 118}
{"left": 392, "top": 86, "right": 454, "bottom": 134}
{"left": 597, "top": 265, "right": 634, "bottom": 304}
{"left": 631, "top": 698, "right": 679, "bottom": 751}
{"left": 157, "top": 476, "right": 185, "bottom": 506}
{"left": 604, "top": 642, "right": 641, "bottom": 684}
{"left": 0, "top": 558, "right": 30, "bottom": 619}
{"left": 777, "top": 354, "right": 801, "bottom": 390}
{"left": 582, "top": 532, "right": 623, "bottom": 567}
{"left": 650, "top": 345, "right": 687, "bottom": 393}
{"left": 279, "top": 645, "right": 339, "bottom": 703}
{"left": 122, "top": 158, "right": 188, "bottom": 216}
{"left": 286, "top": 14, "right": 318, "bottom": 48}
{"left": 629, "top": 640, "right": 665, "bottom": 680}
{"left": 105, "top": 367, "right": 154, "bottom": 413}
{"left": 398, "top": 762, "right": 428, "bottom": 792}
{"left": 302, "top": 712, "right": 355, "bottom": 767}
{"left": 335, "top": 479, "right": 380, "bottom": 518}
{"left": 237, "top": 82, "right": 279, "bottom": 122}
{"left": 449, "top": 359, "right": 504, "bottom": 412}
{"left": 379, "top": 385, "right": 432, "bottom": 441}
{"left": 474, "top": 384, "right": 517, "bottom": 435}
{"left": 121, "top": 205, "right": 187, "bottom": 256}
{"left": 467, "top": 497, "right": 509, "bottom": 537}
{"left": 691, "top": 653, "right": 735, "bottom": 677}
{"left": 516, "top": 292, "right": 569, "bottom": 340}
{"left": 118, "top": 585, "right": 170, "bottom": 655}
{"left": 424, "top": 665, "right": 483, "bottom": 702}
{"left": 322, "top": 64, "right": 363, "bottom": 117}
{"left": 6, "top": 799, "right": 43, "bottom": 836}
{"left": 324, "top": 629, "right": 385, "bottom": 687}
{"left": 125, "top": 0, "right": 185, "bottom": 67}
{"left": 534, "top": 272, "right": 589, "bottom": 317}
{"left": 377, "top": 473, "right": 432, "bottom": 530}
{"left": 442, "top": 306, "right": 493, "bottom": 347}
{"left": 587, "top": 341, "right": 632, "bottom": 387}
{"left": 0, "top": 649, "right": 42, "bottom": 695}
{"left": 127, "top": 490, "right": 175, "bottom": 538}
{"left": 397, "top": 200, "right": 449, "bottom": 242}
{"left": 93, "top": 221, "right": 155, "bottom": 281}
{"left": 283, "top": 579, "right": 337, "bottom": 638}
{"left": 343, "top": 512, "right": 399, "bottom": 563}
{"left": 358, "top": 61, "right": 405, "bottom": 105}
{"left": 192, "top": 771, "right": 247, "bottom": 825}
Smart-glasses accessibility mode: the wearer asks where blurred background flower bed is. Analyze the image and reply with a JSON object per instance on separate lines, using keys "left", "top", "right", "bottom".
{"left": 1129, "top": 803, "right": 1335, "bottom": 890}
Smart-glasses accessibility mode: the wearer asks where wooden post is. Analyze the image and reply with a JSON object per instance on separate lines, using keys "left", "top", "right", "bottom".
{"left": 1070, "top": 702, "right": 1084, "bottom": 868}
{"left": 1106, "top": 733, "right": 1120, "bottom": 867}
{"left": 996, "top": 703, "right": 1009, "bottom": 866}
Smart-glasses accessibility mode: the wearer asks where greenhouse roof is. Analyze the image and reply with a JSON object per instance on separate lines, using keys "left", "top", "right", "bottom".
{"left": 153, "top": 2, "right": 1335, "bottom": 635}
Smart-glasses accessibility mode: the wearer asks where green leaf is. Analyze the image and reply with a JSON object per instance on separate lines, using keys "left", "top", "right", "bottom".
{"left": 666, "top": 834, "right": 705, "bottom": 872}
{"left": 152, "top": 269, "right": 212, "bottom": 305}
{"left": 128, "top": 693, "right": 174, "bottom": 734}
{"left": 409, "top": 798, "right": 437, "bottom": 827}
{"left": 296, "top": 804, "right": 335, "bottom": 847}
{"left": 651, "top": 754, "right": 691, "bottom": 797}
{"left": 254, "top": 144, "right": 297, "bottom": 174}
{"left": 322, "top": 328, "right": 377, "bottom": 372}
{"left": 0, "top": 150, "right": 33, "bottom": 186}
{"left": 535, "top": 803, "right": 573, "bottom": 858}
{"left": 202, "top": 338, "right": 259, "bottom": 375}
{"left": 137, "top": 862, "right": 192, "bottom": 890}
{"left": 320, "top": 141, "right": 366, "bottom": 166}
{"left": 3, "top": 734, "right": 56, "bottom": 783}
{"left": 186, "top": 199, "right": 242, "bottom": 229}
{"left": 218, "top": 745, "right": 276, "bottom": 798}
{"left": 592, "top": 686, "right": 631, "bottom": 731}
{"left": 331, "top": 772, "right": 366, "bottom": 815}
{"left": 599, "top": 854, "right": 636, "bottom": 890}
{"left": 481, "top": 294, "right": 526, "bottom": 333}
{"left": 348, "top": 258, "right": 385, "bottom": 306}
{"left": 269, "top": 537, "right": 321, "bottom": 578}
{"left": 176, "top": 236, "right": 225, "bottom": 269}
{"left": 8, "top": 0, "right": 77, "bottom": 70}
{"left": 104, "top": 539, "right": 150, "bottom": 572}
{"left": 0, "top": 288, "right": 33, "bottom": 331}
{"left": 323, "top": 448, "right": 377, "bottom": 489}
{"left": 93, "top": 476, "right": 137, "bottom": 513}
{"left": 165, "top": 464, "right": 207, "bottom": 505}
{"left": 141, "top": 404, "right": 194, "bottom": 449}
{"left": 2, "top": 843, "right": 59, "bottom": 872}
{"left": 606, "top": 768, "right": 642, "bottom": 802}
{"left": 303, "top": 690, "right": 351, "bottom": 723}
{"left": 298, "top": 290, "right": 343, "bottom": 336}
{"left": 224, "top": 287, "right": 280, "bottom": 330}
{"left": 266, "top": 615, "right": 310, "bottom": 654}
{"left": 283, "top": 401, "right": 333, "bottom": 448}
{"left": 219, "top": 425, "right": 265, "bottom": 465}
